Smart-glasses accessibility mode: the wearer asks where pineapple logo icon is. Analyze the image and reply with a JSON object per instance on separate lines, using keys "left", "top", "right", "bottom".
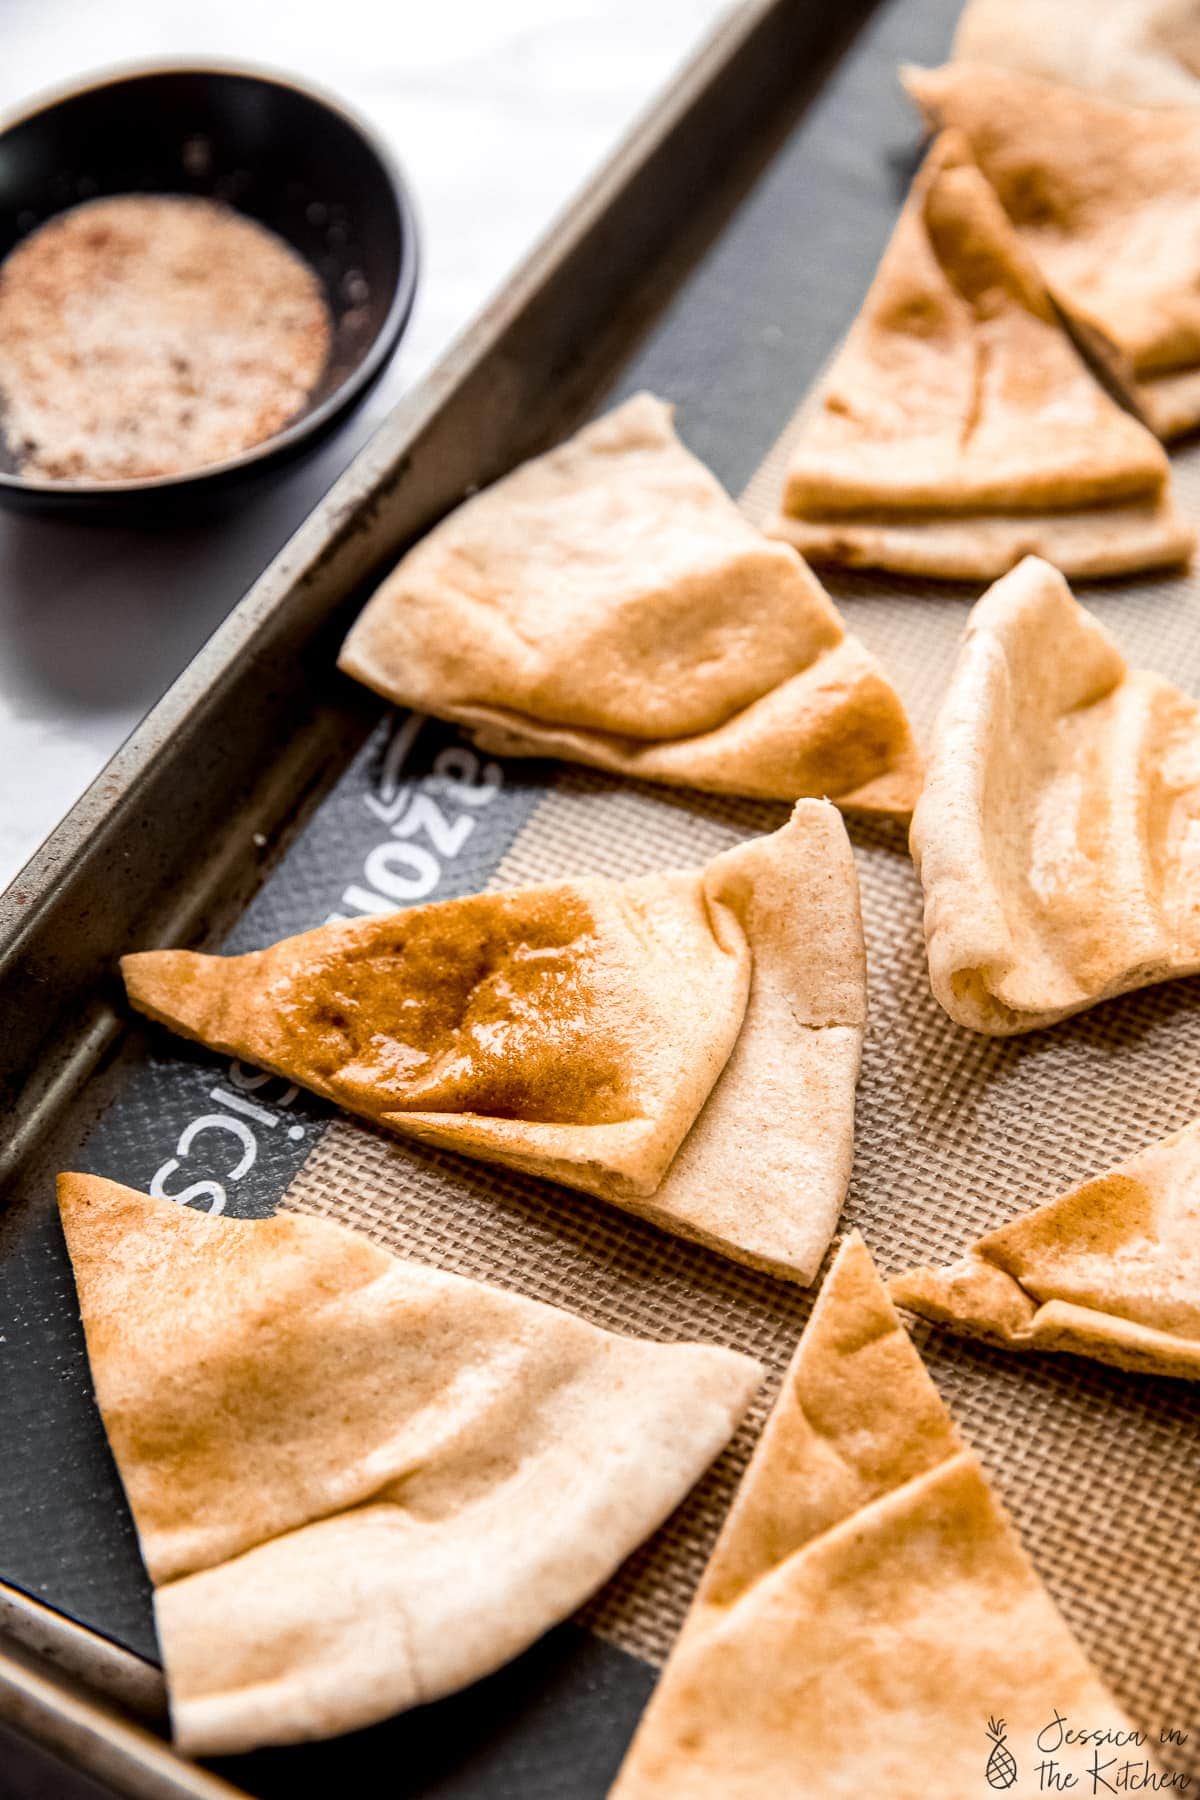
{"left": 986, "top": 1716, "right": 1018, "bottom": 1790}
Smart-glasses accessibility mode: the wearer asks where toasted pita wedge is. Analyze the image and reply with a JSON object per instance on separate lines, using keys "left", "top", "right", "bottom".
{"left": 338, "top": 394, "right": 920, "bottom": 818}
{"left": 610, "top": 1232, "right": 1149, "bottom": 1799}
{"left": 59, "top": 1174, "right": 761, "bottom": 1755}
{"left": 908, "top": 62, "right": 1200, "bottom": 440}
{"left": 122, "top": 801, "right": 866, "bottom": 1283}
{"left": 769, "top": 133, "right": 1190, "bottom": 579}
{"left": 893, "top": 1119, "right": 1200, "bottom": 1377}
{"left": 910, "top": 555, "right": 1200, "bottom": 1034}
{"left": 952, "top": 0, "right": 1200, "bottom": 109}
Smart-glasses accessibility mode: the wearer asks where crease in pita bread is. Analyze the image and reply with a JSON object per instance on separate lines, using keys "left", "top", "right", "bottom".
{"left": 769, "top": 132, "right": 1191, "bottom": 580}
{"left": 892, "top": 1117, "right": 1200, "bottom": 1377}
{"left": 122, "top": 801, "right": 866, "bottom": 1284}
{"left": 910, "top": 554, "right": 1200, "bottom": 1035}
{"left": 610, "top": 1232, "right": 1153, "bottom": 1799}
{"left": 58, "top": 1174, "right": 762, "bottom": 1755}
{"left": 907, "top": 60, "right": 1200, "bottom": 440}
{"left": 951, "top": 0, "right": 1200, "bottom": 109}
{"left": 337, "top": 393, "right": 921, "bottom": 818}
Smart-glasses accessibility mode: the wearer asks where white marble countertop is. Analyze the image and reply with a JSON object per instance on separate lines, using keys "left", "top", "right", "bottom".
{"left": 0, "top": 0, "right": 733, "bottom": 888}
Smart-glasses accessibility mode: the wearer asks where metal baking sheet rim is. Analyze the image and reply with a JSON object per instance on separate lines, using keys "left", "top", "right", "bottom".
{"left": 0, "top": 0, "right": 867, "bottom": 1792}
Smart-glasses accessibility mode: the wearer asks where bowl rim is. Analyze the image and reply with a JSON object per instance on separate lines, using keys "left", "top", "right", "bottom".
{"left": 0, "top": 56, "right": 421, "bottom": 499}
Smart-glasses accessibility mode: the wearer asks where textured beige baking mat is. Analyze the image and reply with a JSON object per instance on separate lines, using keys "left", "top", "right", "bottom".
{"left": 282, "top": 410, "right": 1200, "bottom": 1772}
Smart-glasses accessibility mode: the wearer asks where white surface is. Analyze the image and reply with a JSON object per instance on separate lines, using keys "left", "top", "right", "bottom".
{"left": 0, "top": 0, "right": 733, "bottom": 888}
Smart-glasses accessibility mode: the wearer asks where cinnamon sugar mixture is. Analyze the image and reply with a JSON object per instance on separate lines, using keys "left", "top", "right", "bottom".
{"left": 0, "top": 194, "right": 332, "bottom": 482}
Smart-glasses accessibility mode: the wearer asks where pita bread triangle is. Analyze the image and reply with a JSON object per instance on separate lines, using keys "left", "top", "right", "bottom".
{"left": 892, "top": 1117, "right": 1200, "bottom": 1378}
{"left": 58, "top": 1173, "right": 762, "bottom": 1755}
{"left": 338, "top": 393, "right": 921, "bottom": 819}
{"left": 122, "top": 801, "right": 867, "bottom": 1284}
{"left": 907, "top": 61, "right": 1200, "bottom": 440}
{"left": 769, "top": 132, "right": 1192, "bottom": 580}
{"left": 610, "top": 1232, "right": 1152, "bottom": 1799}
{"left": 951, "top": 0, "right": 1200, "bottom": 110}
{"left": 910, "top": 554, "right": 1200, "bottom": 1034}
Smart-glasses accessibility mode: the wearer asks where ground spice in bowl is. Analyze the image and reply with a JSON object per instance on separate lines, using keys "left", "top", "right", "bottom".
{"left": 0, "top": 194, "right": 333, "bottom": 483}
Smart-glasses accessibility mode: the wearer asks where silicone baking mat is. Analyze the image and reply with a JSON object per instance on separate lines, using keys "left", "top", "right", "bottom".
{"left": 5, "top": 0, "right": 1200, "bottom": 1789}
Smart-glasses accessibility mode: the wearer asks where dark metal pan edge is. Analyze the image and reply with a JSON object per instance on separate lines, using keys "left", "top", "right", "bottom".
{"left": 0, "top": 0, "right": 881, "bottom": 1788}
{"left": 0, "top": 0, "right": 870, "bottom": 1194}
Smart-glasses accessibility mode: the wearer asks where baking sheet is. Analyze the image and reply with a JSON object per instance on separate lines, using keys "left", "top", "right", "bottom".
{"left": 7, "top": 0, "right": 1200, "bottom": 1790}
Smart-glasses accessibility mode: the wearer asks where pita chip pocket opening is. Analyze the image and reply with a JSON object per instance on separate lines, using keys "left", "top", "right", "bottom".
{"left": 338, "top": 392, "right": 921, "bottom": 819}
{"left": 768, "top": 132, "right": 1191, "bottom": 580}
{"left": 911, "top": 555, "right": 1200, "bottom": 1035}
{"left": 57, "top": 1174, "right": 762, "bottom": 1756}
{"left": 950, "top": 0, "right": 1200, "bottom": 110}
{"left": 892, "top": 1117, "right": 1200, "bottom": 1378}
{"left": 610, "top": 1232, "right": 1153, "bottom": 1799}
{"left": 907, "top": 60, "right": 1200, "bottom": 441}
{"left": 122, "top": 800, "right": 866, "bottom": 1285}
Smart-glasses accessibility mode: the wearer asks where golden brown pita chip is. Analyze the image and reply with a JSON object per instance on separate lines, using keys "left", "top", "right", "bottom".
{"left": 59, "top": 1174, "right": 762, "bottom": 1755}
{"left": 908, "top": 61, "right": 1200, "bottom": 439}
{"left": 952, "top": 0, "right": 1200, "bottom": 108}
{"left": 610, "top": 1232, "right": 1148, "bottom": 1799}
{"left": 910, "top": 555, "right": 1200, "bottom": 1034}
{"left": 769, "top": 133, "right": 1190, "bottom": 579}
{"left": 338, "top": 394, "right": 920, "bottom": 818}
{"left": 122, "top": 802, "right": 866, "bottom": 1283}
{"left": 892, "top": 1118, "right": 1200, "bottom": 1377}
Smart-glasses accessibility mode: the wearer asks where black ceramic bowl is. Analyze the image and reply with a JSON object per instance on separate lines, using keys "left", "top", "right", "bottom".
{"left": 0, "top": 61, "right": 419, "bottom": 517}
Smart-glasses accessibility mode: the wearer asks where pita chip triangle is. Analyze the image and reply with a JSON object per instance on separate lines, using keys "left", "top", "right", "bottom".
{"left": 769, "top": 132, "right": 1191, "bottom": 580}
{"left": 912, "top": 555, "right": 1200, "bottom": 1034}
{"left": 892, "top": 1117, "right": 1200, "bottom": 1378}
{"left": 952, "top": 0, "right": 1200, "bottom": 109}
{"left": 610, "top": 1232, "right": 1151, "bottom": 1800}
{"left": 908, "top": 61, "right": 1200, "bottom": 440}
{"left": 122, "top": 801, "right": 866, "bottom": 1284}
{"left": 338, "top": 393, "right": 921, "bottom": 819}
{"left": 59, "top": 1174, "right": 762, "bottom": 1755}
